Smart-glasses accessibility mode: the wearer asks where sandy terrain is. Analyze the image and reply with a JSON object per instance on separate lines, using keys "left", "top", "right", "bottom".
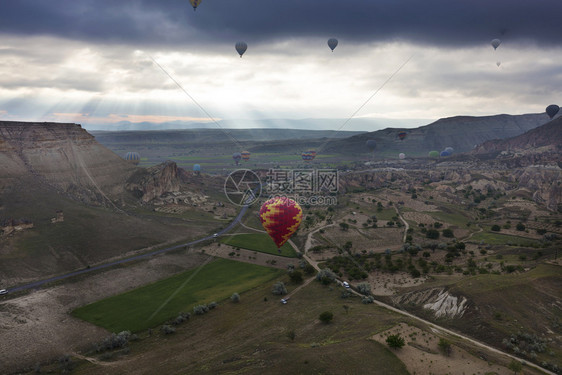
{"left": 366, "top": 271, "right": 427, "bottom": 296}
{"left": 371, "top": 323, "right": 514, "bottom": 375}
{"left": 0, "top": 243, "right": 294, "bottom": 374}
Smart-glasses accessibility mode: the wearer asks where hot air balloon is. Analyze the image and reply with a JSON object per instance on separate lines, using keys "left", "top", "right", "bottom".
{"left": 440, "top": 150, "right": 451, "bottom": 157}
{"left": 235, "top": 42, "right": 247, "bottom": 57}
{"left": 398, "top": 131, "right": 407, "bottom": 141}
{"left": 309, "top": 150, "right": 317, "bottom": 159}
{"left": 428, "top": 151, "right": 439, "bottom": 158}
{"left": 444, "top": 147, "right": 454, "bottom": 154}
{"left": 491, "top": 39, "right": 501, "bottom": 50}
{"left": 189, "top": 0, "right": 202, "bottom": 10}
{"left": 259, "top": 196, "right": 303, "bottom": 250}
{"left": 125, "top": 152, "right": 140, "bottom": 165}
{"left": 301, "top": 151, "right": 313, "bottom": 161}
{"left": 193, "top": 164, "right": 201, "bottom": 174}
{"left": 232, "top": 152, "right": 242, "bottom": 165}
{"left": 399, "top": 153, "right": 406, "bottom": 160}
{"left": 241, "top": 151, "right": 251, "bottom": 161}
{"left": 327, "top": 38, "right": 338, "bottom": 52}
{"left": 496, "top": 61, "right": 501, "bottom": 67}
{"left": 546, "top": 104, "right": 560, "bottom": 119}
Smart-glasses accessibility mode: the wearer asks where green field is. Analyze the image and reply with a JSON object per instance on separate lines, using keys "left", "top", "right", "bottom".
{"left": 72, "top": 258, "right": 283, "bottom": 332}
{"left": 221, "top": 233, "right": 298, "bottom": 257}
{"left": 424, "top": 209, "right": 470, "bottom": 227}
{"left": 469, "top": 231, "right": 541, "bottom": 246}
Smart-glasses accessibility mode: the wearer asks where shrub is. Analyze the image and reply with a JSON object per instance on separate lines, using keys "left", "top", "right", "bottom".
{"left": 172, "top": 312, "right": 191, "bottom": 325}
{"left": 161, "top": 325, "right": 176, "bottom": 335}
{"left": 319, "top": 311, "right": 333, "bottom": 324}
{"left": 207, "top": 302, "right": 218, "bottom": 310}
{"left": 316, "top": 269, "right": 337, "bottom": 285}
{"left": 356, "top": 282, "right": 371, "bottom": 295}
{"left": 193, "top": 305, "right": 209, "bottom": 315}
{"left": 426, "top": 229, "right": 440, "bottom": 239}
{"left": 386, "top": 334, "right": 405, "bottom": 349}
{"left": 272, "top": 282, "right": 288, "bottom": 295}
{"left": 231, "top": 293, "right": 240, "bottom": 303}
{"left": 362, "top": 295, "right": 374, "bottom": 304}
{"left": 442, "top": 229, "right": 454, "bottom": 238}
{"left": 491, "top": 224, "right": 501, "bottom": 232}
{"left": 516, "top": 222, "right": 525, "bottom": 231}
{"left": 438, "top": 338, "right": 452, "bottom": 356}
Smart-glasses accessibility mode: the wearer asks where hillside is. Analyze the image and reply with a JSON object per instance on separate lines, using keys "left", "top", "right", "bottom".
{"left": 325, "top": 113, "right": 550, "bottom": 157}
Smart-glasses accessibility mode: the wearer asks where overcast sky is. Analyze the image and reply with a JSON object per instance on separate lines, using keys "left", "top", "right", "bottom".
{"left": 0, "top": 0, "right": 561, "bottom": 131}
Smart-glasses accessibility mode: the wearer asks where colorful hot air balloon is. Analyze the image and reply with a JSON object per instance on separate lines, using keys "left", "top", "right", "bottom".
{"left": 235, "top": 42, "right": 247, "bottom": 57}
{"left": 125, "top": 152, "right": 140, "bottom": 165}
{"left": 301, "top": 151, "right": 313, "bottom": 161}
{"left": 546, "top": 104, "right": 559, "bottom": 119}
{"left": 193, "top": 164, "right": 201, "bottom": 173}
{"left": 259, "top": 196, "right": 303, "bottom": 250}
{"left": 309, "top": 150, "right": 317, "bottom": 159}
{"left": 241, "top": 151, "right": 251, "bottom": 161}
{"left": 232, "top": 152, "right": 242, "bottom": 165}
{"left": 440, "top": 150, "right": 451, "bottom": 157}
{"left": 327, "top": 38, "right": 338, "bottom": 52}
{"left": 189, "top": 0, "right": 202, "bottom": 10}
{"left": 428, "top": 151, "right": 439, "bottom": 158}
{"left": 399, "top": 153, "right": 406, "bottom": 160}
{"left": 398, "top": 131, "right": 407, "bottom": 141}
{"left": 491, "top": 39, "right": 501, "bottom": 50}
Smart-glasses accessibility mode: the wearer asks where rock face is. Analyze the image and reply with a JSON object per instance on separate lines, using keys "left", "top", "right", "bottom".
{"left": 126, "top": 161, "right": 185, "bottom": 203}
{"left": 0, "top": 121, "right": 137, "bottom": 204}
{"left": 393, "top": 288, "right": 469, "bottom": 319}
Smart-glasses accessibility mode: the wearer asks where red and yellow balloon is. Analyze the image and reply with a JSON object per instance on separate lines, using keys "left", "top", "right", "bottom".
{"left": 259, "top": 197, "right": 303, "bottom": 249}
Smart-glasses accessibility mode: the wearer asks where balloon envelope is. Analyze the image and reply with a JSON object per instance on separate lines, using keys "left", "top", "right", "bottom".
{"left": 444, "top": 147, "right": 454, "bottom": 153}
{"left": 428, "top": 151, "right": 439, "bottom": 158}
{"left": 189, "top": 0, "right": 202, "bottom": 10}
{"left": 366, "top": 140, "right": 376, "bottom": 151}
{"left": 327, "top": 38, "right": 338, "bottom": 51}
{"left": 193, "top": 164, "right": 201, "bottom": 172}
{"left": 496, "top": 61, "right": 501, "bottom": 67}
{"left": 125, "top": 152, "right": 140, "bottom": 165}
{"left": 399, "top": 153, "right": 406, "bottom": 160}
{"left": 241, "top": 151, "right": 251, "bottom": 161}
{"left": 440, "top": 150, "right": 451, "bottom": 157}
{"left": 398, "top": 131, "right": 407, "bottom": 140}
{"left": 235, "top": 42, "right": 247, "bottom": 57}
{"left": 259, "top": 197, "right": 303, "bottom": 249}
{"left": 232, "top": 152, "right": 242, "bottom": 164}
{"left": 546, "top": 104, "right": 559, "bottom": 119}
{"left": 302, "top": 151, "right": 313, "bottom": 161}
{"left": 491, "top": 39, "right": 501, "bottom": 50}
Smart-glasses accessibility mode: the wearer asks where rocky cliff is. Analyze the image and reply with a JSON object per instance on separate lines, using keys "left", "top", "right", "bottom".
{"left": 0, "top": 121, "right": 138, "bottom": 204}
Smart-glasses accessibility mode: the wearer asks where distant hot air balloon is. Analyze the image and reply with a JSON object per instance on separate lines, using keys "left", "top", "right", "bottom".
{"left": 235, "top": 42, "right": 247, "bottom": 57}
{"left": 496, "top": 61, "right": 501, "bottom": 67}
{"left": 366, "top": 140, "right": 376, "bottom": 151}
{"left": 193, "top": 164, "right": 201, "bottom": 173}
{"left": 125, "top": 152, "right": 140, "bottom": 165}
{"left": 232, "top": 152, "right": 242, "bottom": 165}
{"left": 259, "top": 196, "right": 303, "bottom": 250}
{"left": 428, "top": 151, "right": 439, "bottom": 158}
{"left": 398, "top": 131, "right": 407, "bottom": 141}
{"left": 546, "top": 104, "right": 560, "bottom": 119}
{"left": 327, "top": 38, "right": 338, "bottom": 52}
{"left": 189, "top": 0, "right": 202, "bottom": 10}
{"left": 491, "top": 39, "right": 501, "bottom": 50}
{"left": 440, "top": 150, "right": 451, "bottom": 157}
{"left": 241, "top": 150, "right": 251, "bottom": 161}
{"left": 301, "top": 151, "right": 313, "bottom": 161}
{"left": 399, "top": 153, "right": 406, "bottom": 160}
{"left": 444, "top": 147, "right": 454, "bottom": 154}
{"left": 309, "top": 150, "right": 317, "bottom": 159}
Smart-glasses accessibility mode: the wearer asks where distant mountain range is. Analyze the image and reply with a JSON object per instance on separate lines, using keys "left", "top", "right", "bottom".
{"left": 325, "top": 113, "right": 554, "bottom": 156}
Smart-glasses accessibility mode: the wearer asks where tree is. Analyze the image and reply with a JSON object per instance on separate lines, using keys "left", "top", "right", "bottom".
{"left": 289, "top": 270, "right": 303, "bottom": 284}
{"left": 426, "top": 229, "right": 440, "bottom": 239}
{"left": 491, "top": 224, "right": 501, "bottom": 232}
{"left": 356, "top": 282, "right": 371, "bottom": 295}
{"left": 386, "top": 334, "right": 405, "bottom": 349}
{"left": 508, "top": 360, "right": 522, "bottom": 374}
{"left": 319, "top": 311, "right": 333, "bottom": 324}
{"left": 272, "top": 282, "right": 287, "bottom": 295}
{"left": 316, "top": 269, "right": 336, "bottom": 285}
{"left": 516, "top": 222, "right": 525, "bottom": 231}
{"left": 438, "top": 338, "right": 451, "bottom": 356}
{"left": 442, "top": 229, "right": 454, "bottom": 238}
{"left": 339, "top": 222, "right": 350, "bottom": 231}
